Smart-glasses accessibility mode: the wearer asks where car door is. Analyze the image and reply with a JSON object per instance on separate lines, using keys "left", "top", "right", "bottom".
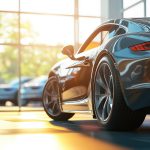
{"left": 60, "top": 24, "right": 123, "bottom": 102}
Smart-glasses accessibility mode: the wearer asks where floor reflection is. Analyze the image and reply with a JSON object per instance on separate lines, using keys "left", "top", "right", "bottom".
{"left": 51, "top": 116, "right": 150, "bottom": 150}
{"left": 0, "top": 111, "right": 150, "bottom": 150}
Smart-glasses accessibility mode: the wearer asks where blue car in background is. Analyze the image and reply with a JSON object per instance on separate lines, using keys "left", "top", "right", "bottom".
{"left": 0, "top": 77, "right": 32, "bottom": 106}
{"left": 20, "top": 76, "right": 47, "bottom": 106}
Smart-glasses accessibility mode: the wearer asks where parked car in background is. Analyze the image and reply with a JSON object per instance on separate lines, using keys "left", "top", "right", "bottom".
{"left": 20, "top": 76, "right": 47, "bottom": 106}
{"left": 0, "top": 77, "right": 32, "bottom": 106}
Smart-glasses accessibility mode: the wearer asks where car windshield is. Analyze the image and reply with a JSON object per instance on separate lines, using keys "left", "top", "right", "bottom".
{"left": 10, "top": 79, "right": 19, "bottom": 86}
{"left": 10, "top": 77, "right": 32, "bottom": 87}
{"left": 29, "top": 77, "right": 47, "bottom": 84}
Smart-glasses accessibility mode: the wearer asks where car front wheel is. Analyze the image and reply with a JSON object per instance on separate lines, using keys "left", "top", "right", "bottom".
{"left": 94, "top": 56, "right": 146, "bottom": 131}
{"left": 42, "top": 76, "right": 74, "bottom": 121}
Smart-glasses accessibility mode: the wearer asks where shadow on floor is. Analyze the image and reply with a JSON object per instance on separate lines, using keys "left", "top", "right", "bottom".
{"left": 50, "top": 119, "right": 150, "bottom": 149}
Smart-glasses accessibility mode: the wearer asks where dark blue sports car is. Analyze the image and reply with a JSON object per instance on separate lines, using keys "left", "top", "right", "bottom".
{"left": 0, "top": 77, "right": 32, "bottom": 106}
{"left": 42, "top": 18, "right": 150, "bottom": 131}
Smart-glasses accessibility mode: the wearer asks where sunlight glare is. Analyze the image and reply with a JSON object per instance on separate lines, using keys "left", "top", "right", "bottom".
{"left": 0, "top": 134, "right": 62, "bottom": 150}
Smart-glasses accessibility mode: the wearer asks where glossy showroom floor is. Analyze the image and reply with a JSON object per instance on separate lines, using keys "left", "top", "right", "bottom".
{"left": 0, "top": 108, "right": 150, "bottom": 150}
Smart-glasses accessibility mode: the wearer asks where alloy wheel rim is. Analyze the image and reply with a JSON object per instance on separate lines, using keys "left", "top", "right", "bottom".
{"left": 43, "top": 79, "right": 61, "bottom": 116}
{"left": 95, "top": 63, "right": 114, "bottom": 121}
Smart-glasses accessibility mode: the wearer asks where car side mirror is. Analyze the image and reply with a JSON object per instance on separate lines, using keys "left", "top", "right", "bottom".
{"left": 62, "top": 45, "right": 75, "bottom": 60}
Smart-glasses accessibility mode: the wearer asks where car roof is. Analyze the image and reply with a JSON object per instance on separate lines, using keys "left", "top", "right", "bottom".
{"left": 129, "top": 18, "right": 150, "bottom": 26}
{"left": 104, "top": 18, "right": 150, "bottom": 26}
{"left": 124, "top": 18, "right": 150, "bottom": 26}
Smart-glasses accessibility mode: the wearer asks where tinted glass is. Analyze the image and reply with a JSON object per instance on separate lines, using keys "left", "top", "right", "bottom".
{"left": 83, "top": 32, "right": 101, "bottom": 51}
{"left": 121, "top": 20, "right": 144, "bottom": 33}
{"left": 81, "top": 25, "right": 119, "bottom": 52}
{"left": 128, "top": 22, "right": 143, "bottom": 32}
{"left": 115, "top": 28, "right": 126, "bottom": 35}
{"left": 101, "top": 26, "right": 119, "bottom": 44}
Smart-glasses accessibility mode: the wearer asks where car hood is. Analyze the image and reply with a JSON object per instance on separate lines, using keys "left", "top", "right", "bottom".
{"left": 0, "top": 84, "right": 11, "bottom": 88}
{"left": 0, "top": 84, "right": 18, "bottom": 90}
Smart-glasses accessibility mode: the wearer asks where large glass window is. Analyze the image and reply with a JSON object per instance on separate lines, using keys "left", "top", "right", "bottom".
{"left": 0, "top": 0, "right": 101, "bottom": 108}
{"left": 123, "top": 0, "right": 150, "bottom": 18}
{"left": 79, "top": 17, "right": 101, "bottom": 45}
{"left": 0, "top": 0, "right": 19, "bottom": 11}
{"left": 0, "top": 46, "right": 18, "bottom": 82}
{"left": 21, "top": 46, "right": 63, "bottom": 77}
{"left": 20, "top": 0, "right": 74, "bottom": 15}
{"left": 124, "top": 2, "right": 144, "bottom": 18}
{"left": 123, "top": 0, "right": 140, "bottom": 9}
{"left": 21, "top": 15, "right": 74, "bottom": 45}
{"left": 123, "top": 2, "right": 144, "bottom": 18}
{"left": 0, "top": 13, "right": 18, "bottom": 44}
{"left": 79, "top": 0, "right": 101, "bottom": 16}
{"left": 146, "top": 0, "right": 150, "bottom": 17}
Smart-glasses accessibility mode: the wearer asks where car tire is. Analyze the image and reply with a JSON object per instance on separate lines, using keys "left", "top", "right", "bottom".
{"left": 94, "top": 55, "right": 146, "bottom": 131}
{"left": 12, "top": 92, "right": 28, "bottom": 106}
{"left": 0, "top": 101, "right": 6, "bottom": 106}
{"left": 12, "top": 92, "right": 18, "bottom": 106}
{"left": 21, "top": 99, "right": 29, "bottom": 106}
{"left": 42, "top": 76, "right": 74, "bottom": 121}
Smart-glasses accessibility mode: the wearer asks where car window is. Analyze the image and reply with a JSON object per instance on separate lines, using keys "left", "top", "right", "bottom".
{"left": 29, "top": 77, "right": 47, "bottom": 84}
{"left": 10, "top": 78, "right": 32, "bottom": 86}
{"left": 101, "top": 27, "right": 118, "bottom": 44}
{"left": 115, "top": 27, "right": 126, "bottom": 35}
{"left": 83, "top": 32, "right": 102, "bottom": 52}
{"left": 128, "top": 22, "right": 143, "bottom": 32}
{"left": 79, "top": 24, "right": 119, "bottom": 53}
{"left": 121, "top": 20, "right": 143, "bottom": 33}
